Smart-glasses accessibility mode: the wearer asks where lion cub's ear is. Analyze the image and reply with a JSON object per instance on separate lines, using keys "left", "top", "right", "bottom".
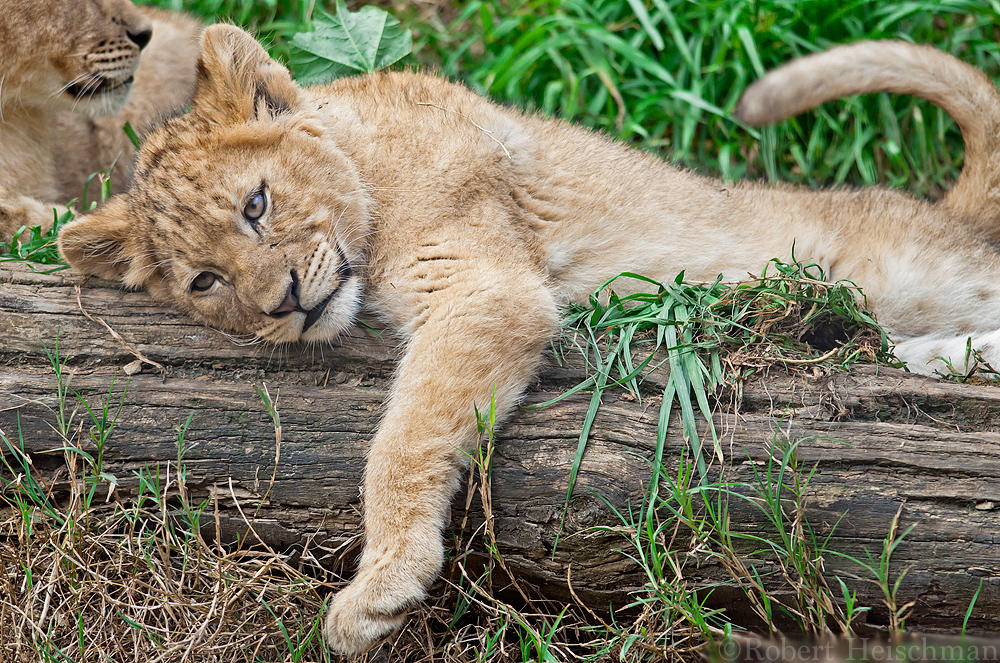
{"left": 193, "top": 24, "right": 303, "bottom": 125}
{"left": 58, "top": 195, "right": 155, "bottom": 289}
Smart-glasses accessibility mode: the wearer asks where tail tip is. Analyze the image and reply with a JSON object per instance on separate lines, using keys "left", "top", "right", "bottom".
{"left": 733, "top": 84, "right": 773, "bottom": 127}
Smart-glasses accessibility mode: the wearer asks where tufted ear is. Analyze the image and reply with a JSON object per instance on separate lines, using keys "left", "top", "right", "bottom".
{"left": 58, "top": 195, "right": 154, "bottom": 288}
{"left": 193, "top": 24, "right": 303, "bottom": 124}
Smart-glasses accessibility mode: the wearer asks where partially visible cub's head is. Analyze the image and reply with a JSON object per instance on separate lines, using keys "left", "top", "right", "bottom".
{"left": 2, "top": 0, "right": 154, "bottom": 116}
{"left": 59, "top": 25, "right": 372, "bottom": 345}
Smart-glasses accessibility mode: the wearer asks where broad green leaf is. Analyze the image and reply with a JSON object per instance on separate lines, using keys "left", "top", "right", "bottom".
{"left": 289, "top": 1, "right": 412, "bottom": 85}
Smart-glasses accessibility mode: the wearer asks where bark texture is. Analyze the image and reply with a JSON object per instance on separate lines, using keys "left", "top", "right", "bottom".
{"left": 2, "top": 262, "right": 999, "bottom": 632}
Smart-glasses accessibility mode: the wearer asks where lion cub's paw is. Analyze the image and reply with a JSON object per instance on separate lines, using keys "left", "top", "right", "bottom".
{"left": 323, "top": 581, "right": 409, "bottom": 656}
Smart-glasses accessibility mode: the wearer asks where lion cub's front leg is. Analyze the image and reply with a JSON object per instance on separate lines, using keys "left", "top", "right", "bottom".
{"left": 323, "top": 270, "right": 557, "bottom": 655}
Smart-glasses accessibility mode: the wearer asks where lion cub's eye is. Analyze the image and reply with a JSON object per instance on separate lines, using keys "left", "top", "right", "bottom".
{"left": 243, "top": 190, "right": 267, "bottom": 223}
{"left": 190, "top": 271, "right": 218, "bottom": 292}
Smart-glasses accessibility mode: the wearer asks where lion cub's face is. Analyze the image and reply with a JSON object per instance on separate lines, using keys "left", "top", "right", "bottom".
{"left": 2, "top": 0, "right": 154, "bottom": 116}
{"left": 59, "top": 26, "right": 372, "bottom": 345}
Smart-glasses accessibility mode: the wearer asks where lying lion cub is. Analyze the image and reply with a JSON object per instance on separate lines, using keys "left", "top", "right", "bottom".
{"left": 57, "top": 26, "right": 1000, "bottom": 653}
{"left": 0, "top": 0, "right": 200, "bottom": 238}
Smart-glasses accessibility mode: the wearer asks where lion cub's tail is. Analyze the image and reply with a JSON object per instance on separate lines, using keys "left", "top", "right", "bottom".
{"left": 734, "top": 40, "right": 1000, "bottom": 236}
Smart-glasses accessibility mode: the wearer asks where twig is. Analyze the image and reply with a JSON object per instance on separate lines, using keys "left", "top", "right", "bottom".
{"left": 779, "top": 346, "right": 841, "bottom": 365}
{"left": 75, "top": 284, "right": 166, "bottom": 376}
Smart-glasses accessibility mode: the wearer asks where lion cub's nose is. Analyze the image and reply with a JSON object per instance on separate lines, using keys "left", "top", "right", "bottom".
{"left": 268, "top": 271, "right": 301, "bottom": 317}
{"left": 127, "top": 27, "right": 153, "bottom": 50}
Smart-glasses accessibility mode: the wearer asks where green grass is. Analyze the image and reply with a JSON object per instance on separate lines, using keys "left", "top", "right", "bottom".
{"left": 590, "top": 430, "right": 920, "bottom": 655}
{"left": 142, "top": 0, "right": 1000, "bottom": 197}
{"left": 512, "top": 257, "right": 905, "bottom": 655}
{"left": 547, "top": 256, "right": 895, "bottom": 506}
{"left": 141, "top": 0, "right": 315, "bottom": 61}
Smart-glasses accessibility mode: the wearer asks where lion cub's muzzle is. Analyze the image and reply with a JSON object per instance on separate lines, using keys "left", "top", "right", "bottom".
{"left": 267, "top": 259, "right": 353, "bottom": 334}
{"left": 66, "top": 27, "right": 152, "bottom": 100}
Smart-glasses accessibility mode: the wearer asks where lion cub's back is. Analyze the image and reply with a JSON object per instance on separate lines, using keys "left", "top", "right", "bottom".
{"left": 321, "top": 70, "right": 536, "bottom": 190}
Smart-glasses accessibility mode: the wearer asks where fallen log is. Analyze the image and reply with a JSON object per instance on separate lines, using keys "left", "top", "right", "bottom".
{"left": 1, "top": 261, "right": 999, "bottom": 633}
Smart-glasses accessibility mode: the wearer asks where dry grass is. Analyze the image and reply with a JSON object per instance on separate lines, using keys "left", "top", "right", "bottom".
{"left": 0, "top": 446, "right": 334, "bottom": 662}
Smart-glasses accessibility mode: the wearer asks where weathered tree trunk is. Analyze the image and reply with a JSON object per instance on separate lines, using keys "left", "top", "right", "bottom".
{"left": 2, "top": 262, "right": 999, "bottom": 632}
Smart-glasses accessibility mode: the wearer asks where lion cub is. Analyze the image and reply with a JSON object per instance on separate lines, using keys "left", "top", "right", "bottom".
{"left": 58, "top": 26, "right": 1000, "bottom": 654}
{"left": 0, "top": 0, "right": 200, "bottom": 238}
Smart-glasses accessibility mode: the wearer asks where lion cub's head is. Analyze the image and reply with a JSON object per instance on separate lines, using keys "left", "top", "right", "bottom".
{"left": 2, "top": 0, "right": 156, "bottom": 116}
{"left": 59, "top": 25, "right": 372, "bottom": 345}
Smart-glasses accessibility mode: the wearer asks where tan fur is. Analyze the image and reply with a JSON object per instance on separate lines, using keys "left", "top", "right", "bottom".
{"left": 0, "top": 0, "right": 200, "bottom": 237}
{"left": 734, "top": 40, "right": 1000, "bottom": 242}
{"left": 58, "top": 26, "right": 1000, "bottom": 654}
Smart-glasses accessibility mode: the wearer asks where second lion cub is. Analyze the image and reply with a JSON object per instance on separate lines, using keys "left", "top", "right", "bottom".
{"left": 58, "top": 26, "right": 1000, "bottom": 654}
{"left": 0, "top": 0, "right": 200, "bottom": 238}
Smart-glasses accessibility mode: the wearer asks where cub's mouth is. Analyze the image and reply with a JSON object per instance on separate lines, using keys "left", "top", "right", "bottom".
{"left": 303, "top": 286, "right": 339, "bottom": 333}
{"left": 268, "top": 250, "right": 355, "bottom": 339}
{"left": 65, "top": 74, "right": 135, "bottom": 99}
